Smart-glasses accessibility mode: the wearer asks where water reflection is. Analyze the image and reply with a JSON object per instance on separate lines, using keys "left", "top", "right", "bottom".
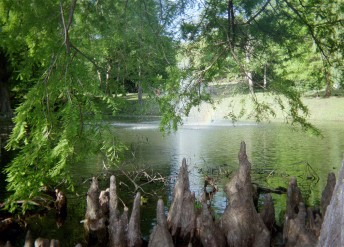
{"left": 113, "top": 118, "right": 344, "bottom": 218}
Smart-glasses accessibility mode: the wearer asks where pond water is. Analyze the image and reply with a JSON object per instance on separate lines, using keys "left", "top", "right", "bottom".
{"left": 2, "top": 118, "right": 344, "bottom": 246}
{"left": 110, "top": 119, "right": 343, "bottom": 216}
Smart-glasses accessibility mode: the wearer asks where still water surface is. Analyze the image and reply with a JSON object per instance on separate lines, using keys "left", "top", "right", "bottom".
{"left": 113, "top": 119, "right": 343, "bottom": 211}
{"left": 24, "top": 119, "right": 344, "bottom": 245}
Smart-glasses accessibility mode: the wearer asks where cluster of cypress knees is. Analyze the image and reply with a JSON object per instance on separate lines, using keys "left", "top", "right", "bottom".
{"left": 22, "top": 141, "right": 343, "bottom": 246}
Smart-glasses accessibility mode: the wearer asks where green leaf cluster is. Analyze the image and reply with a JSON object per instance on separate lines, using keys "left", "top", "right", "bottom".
{"left": 0, "top": 0, "right": 177, "bottom": 212}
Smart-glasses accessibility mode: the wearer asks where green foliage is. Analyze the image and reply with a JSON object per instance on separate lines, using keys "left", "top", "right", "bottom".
{"left": 171, "top": 0, "right": 343, "bottom": 132}
{"left": 0, "top": 0, "right": 177, "bottom": 213}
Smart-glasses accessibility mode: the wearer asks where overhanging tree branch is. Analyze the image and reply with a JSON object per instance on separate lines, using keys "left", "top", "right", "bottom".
{"left": 245, "top": 0, "right": 271, "bottom": 24}
{"left": 227, "top": 0, "right": 235, "bottom": 49}
{"left": 60, "top": 0, "right": 77, "bottom": 54}
{"left": 70, "top": 43, "right": 102, "bottom": 71}
{"left": 67, "top": 0, "right": 77, "bottom": 31}
{"left": 59, "top": 0, "right": 102, "bottom": 72}
{"left": 283, "top": 0, "right": 331, "bottom": 65}
{"left": 59, "top": 1, "right": 70, "bottom": 53}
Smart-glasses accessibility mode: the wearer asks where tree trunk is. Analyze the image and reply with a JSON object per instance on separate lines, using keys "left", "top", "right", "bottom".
{"left": 283, "top": 202, "right": 317, "bottom": 247}
{"left": 0, "top": 38, "right": 12, "bottom": 117}
{"left": 263, "top": 64, "right": 267, "bottom": 89}
{"left": 106, "top": 64, "right": 112, "bottom": 95}
{"left": 138, "top": 65, "right": 143, "bottom": 106}
{"left": 245, "top": 44, "right": 254, "bottom": 93}
{"left": 324, "top": 67, "right": 331, "bottom": 97}
{"left": 97, "top": 70, "right": 103, "bottom": 89}
{"left": 0, "top": 81, "right": 12, "bottom": 117}
{"left": 227, "top": 0, "right": 235, "bottom": 49}
{"left": 138, "top": 83, "right": 143, "bottom": 106}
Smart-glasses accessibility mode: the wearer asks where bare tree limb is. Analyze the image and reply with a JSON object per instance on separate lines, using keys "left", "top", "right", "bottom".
{"left": 60, "top": 0, "right": 77, "bottom": 54}
{"left": 66, "top": 0, "right": 77, "bottom": 31}
{"left": 227, "top": 0, "right": 235, "bottom": 49}
{"left": 59, "top": 1, "right": 70, "bottom": 53}
{"left": 70, "top": 43, "right": 101, "bottom": 71}
{"left": 59, "top": 0, "right": 105, "bottom": 75}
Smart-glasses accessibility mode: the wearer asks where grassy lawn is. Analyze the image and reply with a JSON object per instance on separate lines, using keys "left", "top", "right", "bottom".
{"left": 303, "top": 97, "right": 344, "bottom": 122}
{"left": 208, "top": 92, "right": 344, "bottom": 123}
{"left": 119, "top": 85, "right": 344, "bottom": 123}
{"left": 205, "top": 83, "right": 344, "bottom": 122}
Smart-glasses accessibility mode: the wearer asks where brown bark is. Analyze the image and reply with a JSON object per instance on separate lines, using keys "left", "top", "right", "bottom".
{"left": 25, "top": 237, "right": 60, "bottom": 247}
{"left": 307, "top": 207, "right": 321, "bottom": 237}
{"left": 320, "top": 172, "right": 336, "bottom": 216}
{"left": 0, "top": 50, "right": 12, "bottom": 117}
{"left": 148, "top": 199, "right": 174, "bottom": 247}
{"left": 283, "top": 178, "right": 317, "bottom": 247}
{"left": 127, "top": 192, "right": 142, "bottom": 247}
{"left": 227, "top": 0, "right": 235, "bottom": 49}
{"left": 34, "top": 238, "right": 50, "bottom": 247}
{"left": 85, "top": 177, "right": 101, "bottom": 228}
{"left": 49, "top": 240, "right": 60, "bottom": 247}
{"left": 283, "top": 202, "right": 317, "bottom": 247}
{"left": 109, "top": 175, "right": 119, "bottom": 220}
{"left": 109, "top": 208, "right": 129, "bottom": 247}
{"left": 4, "top": 241, "right": 12, "bottom": 247}
{"left": 99, "top": 188, "right": 110, "bottom": 218}
{"left": 324, "top": 69, "right": 332, "bottom": 97}
{"left": 260, "top": 194, "right": 275, "bottom": 232}
{"left": 318, "top": 161, "right": 344, "bottom": 247}
{"left": 109, "top": 175, "right": 128, "bottom": 247}
{"left": 106, "top": 64, "right": 112, "bottom": 95}
{"left": 196, "top": 198, "right": 226, "bottom": 247}
{"left": 167, "top": 158, "right": 196, "bottom": 240}
{"left": 285, "top": 177, "right": 303, "bottom": 220}
{"left": 54, "top": 189, "right": 67, "bottom": 217}
{"left": 24, "top": 231, "right": 33, "bottom": 247}
{"left": 138, "top": 83, "right": 143, "bottom": 106}
{"left": 244, "top": 42, "right": 254, "bottom": 93}
{"left": 84, "top": 177, "right": 107, "bottom": 245}
{"left": 219, "top": 141, "right": 270, "bottom": 247}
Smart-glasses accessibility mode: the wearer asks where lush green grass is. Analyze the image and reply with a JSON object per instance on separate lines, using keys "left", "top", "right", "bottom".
{"left": 118, "top": 86, "right": 344, "bottom": 123}
{"left": 303, "top": 96, "right": 344, "bottom": 122}
{"left": 206, "top": 83, "right": 344, "bottom": 122}
{"left": 209, "top": 92, "right": 344, "bottom": 123}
